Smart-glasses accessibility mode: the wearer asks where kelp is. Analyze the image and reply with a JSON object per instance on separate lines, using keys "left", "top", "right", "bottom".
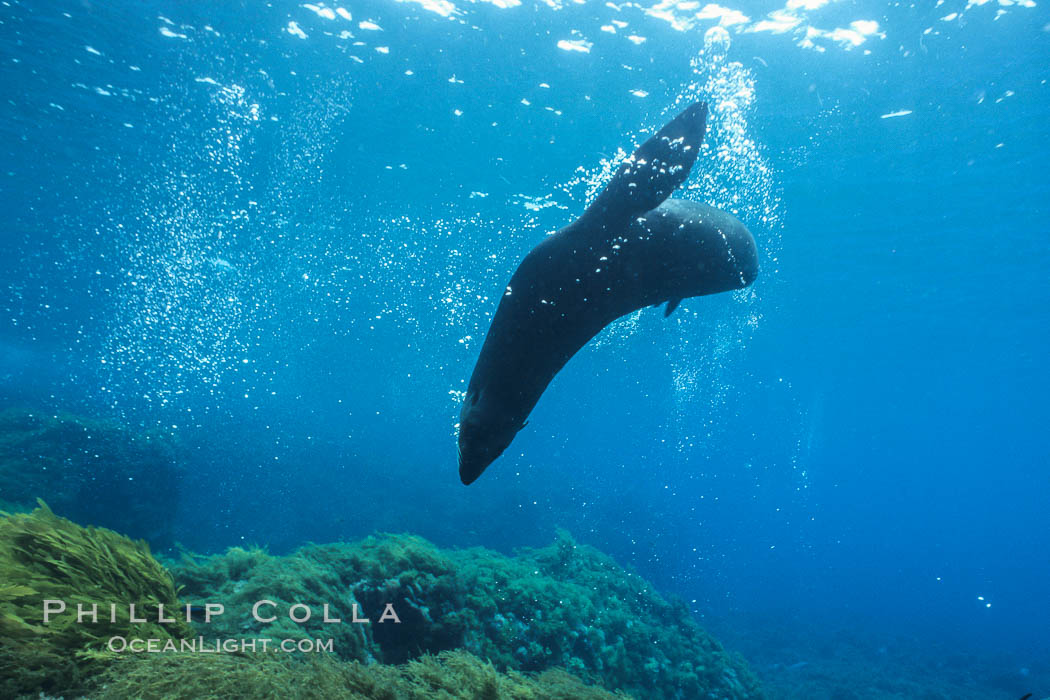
{"left": 94, "top": 649, "right": 629, "bottom": 700}
{"left": 0, "top": 503, "right": 190, "bottom": 697}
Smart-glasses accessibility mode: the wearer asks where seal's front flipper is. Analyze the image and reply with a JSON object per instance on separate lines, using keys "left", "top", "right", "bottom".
{"left": 663, "top": 298, "right": 682, "bottom": 317}
{"left": 584, "top": 102, "right": 708, "bottom": 223}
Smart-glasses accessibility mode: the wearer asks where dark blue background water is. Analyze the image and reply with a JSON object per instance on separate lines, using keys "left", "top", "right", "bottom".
{"left": 2, "top": 0, "right": 1048, "bottom": 687}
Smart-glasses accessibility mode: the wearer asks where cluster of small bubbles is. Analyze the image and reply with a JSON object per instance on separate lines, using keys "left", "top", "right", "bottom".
{"left": 435, "top": 211, "right": 541, "bottom": 421}
{"left": 98, "top": 78, "right": 267, "bottom": 411}
{"left": 559, "top": 146, "right": 631, "bottom": 207}
{"left": 702, "top": 26, "right": 731, "bottom": 63}
{"left": 273, "top": 202, "right": 523, "bottom": 426}
{"left": 195, "top": 79, "right": 262, "bottom": 186}
{"left": 661, "top": 31, "right": 784, "bottom": 462}
{"left": 668, "top": 308, "right": 751, "bottom": 453}
{"left": 334, "top": 212, "right": 506, "bottom": 345}
{"left": 440, "top": 241, "right": 488, "bottom": 336}
{"left": 787, "top": 390, "right": 823, "bottom": 492}
{"left": 681, "top": 34, "right": 776, "bottom": 240}
{"left": 543, "top": 23, "right": 785, "bottom": 470}
{"left": 94, "top": 71, "right": 356, "bottom": 420}
{"left": 592, "top": 308, "right": 643, "bottom": 349}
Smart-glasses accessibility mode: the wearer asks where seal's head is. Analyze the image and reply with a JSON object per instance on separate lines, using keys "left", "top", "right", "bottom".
{"left": 457, "top": 388, "right": 521, "bottom": 485}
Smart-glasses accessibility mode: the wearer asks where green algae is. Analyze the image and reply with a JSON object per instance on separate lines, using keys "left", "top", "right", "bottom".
{"left": 452, "top": 529, "right": 760, "bottom": 699}
{"left": 170, "top": 529, "right": 762, "bottom": 699}
{"left": 0, "top": 507, "right": 618, "bottom": 699}
{"left": 0, "top": 503, "right": 191, "bottom": 698}
{"left": 0, "top": 409, "right": 179, "bottom": 544}
{"left": 0, "top": 504, "right": 761, "bottom": 699}
{"left": 94, "top": 649, "right": 629, "bottom": 700}
{"left": 173, "top": 543, "right": 377, "bottom": 664}
{"left": 171, "top": 534, "right": 468, "bottom": 666}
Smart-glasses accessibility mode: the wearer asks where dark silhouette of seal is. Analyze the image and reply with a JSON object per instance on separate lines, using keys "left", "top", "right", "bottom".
{"left": 458, "top": 102, "right": 758, "bottom": 485}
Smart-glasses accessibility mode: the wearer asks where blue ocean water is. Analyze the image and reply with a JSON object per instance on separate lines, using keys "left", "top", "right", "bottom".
{"left": 2, "top": 0, "right": 1048, "bottom": 694}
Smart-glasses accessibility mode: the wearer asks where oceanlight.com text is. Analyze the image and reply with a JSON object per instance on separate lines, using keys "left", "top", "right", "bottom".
{"left": 107, "top": 636, "right": 335, "bottom": 654}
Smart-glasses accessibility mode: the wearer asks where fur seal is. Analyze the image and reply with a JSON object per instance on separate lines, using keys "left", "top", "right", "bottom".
{"left": 458, "top": 102, "right": 758, "bottom": 485}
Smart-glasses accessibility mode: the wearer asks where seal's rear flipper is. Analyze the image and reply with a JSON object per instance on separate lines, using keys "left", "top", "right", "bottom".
{"left": 584, "top": 102, "right": 708, "bottom": 223}
{"left": 663, "top": 298, "right": 682, "bottom": 317}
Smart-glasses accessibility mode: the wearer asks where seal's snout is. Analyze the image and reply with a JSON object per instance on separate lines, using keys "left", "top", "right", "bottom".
{"left": 457, "top": 439, "right": 497, "bottom": 485}
{"left": 457, "top": 416, "right": 504, "bottom": 485}
{"left": 457, "top": 439, "right": 481, "bottom": 485}
{"left": 459, "top": 460, "right": 482, "bottom": 486}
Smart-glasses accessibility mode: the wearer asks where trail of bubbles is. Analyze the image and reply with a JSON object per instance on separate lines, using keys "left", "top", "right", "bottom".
{"left": 91, "top": 44, "right": 525, "bottom": 429}
{"left": 98, "top": 76, "right": 265, "bottom": 410}
{"left": 555, "top": 28, "right": 783, "bottom": 461}
{"left": 676, "top": 26, "right": 781, "bottom": 250}
{"left": 665, "top": 26, "right": 782, "bottom": 457}
{"left": 96, "top": 69, "right": 359, "bottom": 417}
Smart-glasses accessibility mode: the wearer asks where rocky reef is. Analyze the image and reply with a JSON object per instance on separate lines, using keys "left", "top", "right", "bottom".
{"left": 172, "top": 529, "right": 761, "bottom": 699}
{"left": 0, "top": 409, "right": 179, "bottom": 544}
{"left": 0, "top": 505, "right": 762, "bottom": 699}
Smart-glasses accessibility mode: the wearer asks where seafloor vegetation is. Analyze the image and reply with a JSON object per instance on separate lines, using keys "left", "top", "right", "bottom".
{"left": 0, "top": 503, "right": 190, "bottom": 697}
{"left": 95, "top": 650, "right": 632, "bottom": 700}
{"left": 0, "top": 409, "right": 179, "bottom": 544}
{"left": 171, "top": 530, "right": 760, "bottom": 699}
{"left": 2, "top": 413, "right": 1043, "bottom": 699}
{"left": 0, "top": 504, "right": 762, "bottom": 700}
{"left": 1, "top": 410, "right": 1044, "bottom": 699}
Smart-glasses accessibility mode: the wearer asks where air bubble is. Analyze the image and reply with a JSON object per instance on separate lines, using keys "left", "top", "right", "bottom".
{"left": 703, "top": 26, "right": 731, "bottom": 63}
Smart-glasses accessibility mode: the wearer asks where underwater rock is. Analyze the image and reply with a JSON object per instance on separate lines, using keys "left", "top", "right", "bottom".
{"left": 0, "top": 506, "right": 761, "bottom": 699}
{"left": 0, "top": 503, "right": 191, "bottom": 698}
{"left": 171, "top": 534, "right": 469, "bottom": 667}
{"left": 170, "top": 529, "right": 763, "bottom": 699}
{"left": 452, "top": 530, "right": 762, "bottom": 699}
{"left": 0, "top": 409, "right": 180, "bottom": 545}
{"left": 0, "top": 507, "right": 619, "bottom": 700}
